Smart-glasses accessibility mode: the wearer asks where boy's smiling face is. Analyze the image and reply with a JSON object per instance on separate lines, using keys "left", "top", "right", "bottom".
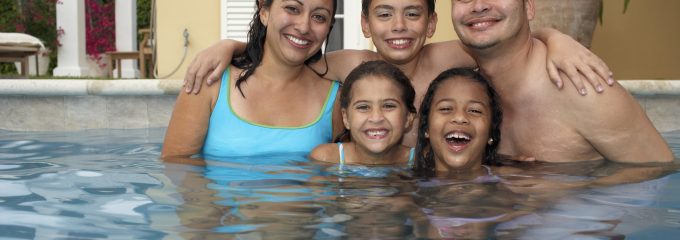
{"left": 361, "top": 0, "right": 437, "bottom": 65}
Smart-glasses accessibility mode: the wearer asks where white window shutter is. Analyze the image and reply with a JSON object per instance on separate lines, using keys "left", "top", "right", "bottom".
{"left": 221, "top": 0, "right": 257, "bottom": 41}
{"left": 343, "top": 3, "right": 370, "bottom": 50}
{"left": 220, "top": 0, "right": 371, "bottom": 50}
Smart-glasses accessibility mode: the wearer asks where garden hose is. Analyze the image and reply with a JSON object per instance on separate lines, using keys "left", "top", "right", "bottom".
{"left": 150, "top": 0, "right": 189, "bottom": 79}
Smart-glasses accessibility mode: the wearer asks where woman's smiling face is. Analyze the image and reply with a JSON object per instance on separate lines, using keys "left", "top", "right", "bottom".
{"left": 260, "top": 0, "right": 334, "bottom": 65}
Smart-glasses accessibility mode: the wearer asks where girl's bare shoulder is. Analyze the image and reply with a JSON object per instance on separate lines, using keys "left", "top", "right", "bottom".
{"left": 309, "top": 143, "right": 340, "bottom": 163}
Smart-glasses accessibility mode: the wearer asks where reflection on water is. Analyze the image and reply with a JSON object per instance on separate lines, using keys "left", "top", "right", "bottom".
{"left": 0, "top": 129, "right": 168, "bottom": 239}
{"left": 0, "top": 128, "right": 678, "bottom": 239}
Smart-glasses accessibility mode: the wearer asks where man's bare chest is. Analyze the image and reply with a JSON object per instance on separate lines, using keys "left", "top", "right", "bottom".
{"left": 498, "top": 104, "right": 602, "bottom": 161}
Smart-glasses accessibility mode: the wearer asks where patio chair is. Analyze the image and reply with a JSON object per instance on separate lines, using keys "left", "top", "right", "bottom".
{"left": 107, "top": 28, "right": 154, "bottom": 78}
{"left": 0, "top": 32, "right": 43, "bottom": 78}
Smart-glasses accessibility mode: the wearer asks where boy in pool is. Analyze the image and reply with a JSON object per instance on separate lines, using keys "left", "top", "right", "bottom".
{"left": 183, "top": 0, "right": 613, "bottom": 148}
{"left": 310, "top": 60, "right": 417, "bottom": 173}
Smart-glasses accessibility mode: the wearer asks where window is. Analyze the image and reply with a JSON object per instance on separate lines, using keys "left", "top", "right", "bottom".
{"left": 221, "top": 0, "right": 253, "bottom": 42}
{"left": 221, "top": 0, "right": 370, "bottom": 50}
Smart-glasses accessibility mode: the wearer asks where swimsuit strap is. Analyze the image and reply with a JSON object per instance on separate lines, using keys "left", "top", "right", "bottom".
{"left": 408, "top": 147, "right": 415, "bottom": 168}
{"left": 337, "top": 142, "right": 345, "bottom": 173}
{"left": 482, "top": 165, "right": 493, "bottom": 175}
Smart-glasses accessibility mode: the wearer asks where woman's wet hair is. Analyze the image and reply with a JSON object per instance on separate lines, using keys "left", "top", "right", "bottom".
{"left": 333, "top": 60, "right": 416, "bottom": 142}
{"left": 231, "top": 0, "right": 337, "bottom": 97}
{"left": 361, "top": 0, "right": 435, "bottom": 17}
{"left": 413, "top": 68, "right": 503, "bottom": 177}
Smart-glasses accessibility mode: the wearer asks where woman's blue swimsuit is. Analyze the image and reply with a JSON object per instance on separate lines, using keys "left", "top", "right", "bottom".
{"left": 202, "top": 68, "right": 339, "bottom": 159}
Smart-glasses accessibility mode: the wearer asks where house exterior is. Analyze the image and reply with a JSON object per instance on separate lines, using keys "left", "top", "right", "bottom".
{"left": 53, "top": 0, "right": 140, "bottom": 78}
{"left": 153, "top": 0, "right": 456, "bottom": 80}
{"left": 154, "top": 0, "right": 680, "bottom": 80}
{"left": 53, "top": 0, "right": 680, "bottom": 80}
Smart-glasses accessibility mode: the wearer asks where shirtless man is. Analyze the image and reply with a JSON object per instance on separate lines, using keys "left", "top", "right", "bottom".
{"left": 183, "top": 0, "right": 613, "bottom": 148}
{"left": 449, "top": 0, "right": 673, "bottom": 162}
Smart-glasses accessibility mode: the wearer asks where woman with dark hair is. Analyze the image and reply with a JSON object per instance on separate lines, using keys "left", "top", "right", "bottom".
{"left": 182, "top": 0, "right": 615, "bottom": 149}
{"left": 414, "top": 68, "right": 503, "bottom": 177}
{"left": 162, "top": 0, "right": 342, "bottom": 160}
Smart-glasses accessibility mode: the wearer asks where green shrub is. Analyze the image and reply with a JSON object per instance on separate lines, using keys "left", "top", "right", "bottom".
{"left": 0, "top": 0, "right": 59, "bottom": 75}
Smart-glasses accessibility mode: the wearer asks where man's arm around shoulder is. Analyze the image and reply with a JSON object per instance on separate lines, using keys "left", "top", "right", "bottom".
{"left": 313, "top": 49, "right": 378, "bottom": 82}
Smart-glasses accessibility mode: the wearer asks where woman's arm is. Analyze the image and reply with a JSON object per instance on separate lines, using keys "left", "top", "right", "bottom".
{"left": 161, "top": 77, "right": 219, "bottom": 159}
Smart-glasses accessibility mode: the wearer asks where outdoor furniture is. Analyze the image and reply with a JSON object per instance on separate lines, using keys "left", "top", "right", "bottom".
{"left": 106, "top": 28, "right": 153, "bottom": 78}
{"left": 138, "top": 28, "right": 153, "bottom": 78}
{"left": 0, "top": 33, "right": 44, "bottom": 78}
{"left": 107, "top": 51, "right": 140, "bottom": 79}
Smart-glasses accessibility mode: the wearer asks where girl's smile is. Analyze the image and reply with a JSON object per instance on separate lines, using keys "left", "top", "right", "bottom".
{"left": 427, "top": 76, "right": 492, "bottom": 171}
{"left": 344, "top": 75, "right": 414, "bottom": 155}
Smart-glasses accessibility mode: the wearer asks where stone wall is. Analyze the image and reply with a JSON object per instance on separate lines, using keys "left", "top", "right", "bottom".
{"left": 0, "top": 79, "right": 678, "bottom": 132}
{"left": 0, "top": 79, "right": 180, "bottom": 131}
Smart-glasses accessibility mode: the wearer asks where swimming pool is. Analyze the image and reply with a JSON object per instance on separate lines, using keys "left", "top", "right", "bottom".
{"left": 0, "top": 128, "right": 678, "bottom": 239}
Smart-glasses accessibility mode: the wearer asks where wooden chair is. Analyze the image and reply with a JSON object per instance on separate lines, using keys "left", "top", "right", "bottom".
{"left": 107, "top": 28, "right": 154, "bottom": 78}
{"left": 138, "top": 29, "right": 153, "bottom": 78}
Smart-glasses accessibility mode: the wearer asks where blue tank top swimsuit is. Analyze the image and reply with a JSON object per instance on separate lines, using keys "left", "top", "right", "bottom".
{"left": 202, "top": 68, "right": 340, "bottom": 159}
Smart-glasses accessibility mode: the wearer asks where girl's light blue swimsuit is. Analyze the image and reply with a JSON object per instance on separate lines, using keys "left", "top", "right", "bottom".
{"left": 332, "top": 142, "right": 415, "bottom": 178}
{"left": 202, "top": 68, "right": 340, "bottom": 159}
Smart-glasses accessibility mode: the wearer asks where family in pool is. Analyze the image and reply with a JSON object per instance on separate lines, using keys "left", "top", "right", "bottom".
{"left": 161, "top": 0, "right": 674, "bottom": 237}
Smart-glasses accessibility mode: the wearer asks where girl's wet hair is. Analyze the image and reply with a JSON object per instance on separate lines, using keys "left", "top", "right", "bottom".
{"left": 334, "top": 60, "right": 417, "bottom": 142}
{"left": 413, "top": 68, "right": 503, "bottom": 177}
{"left": 361, "top": 0, "right": 436, "bottom": 17}
{"left": 231, "top": 0, "right": 337, "bottom": 97}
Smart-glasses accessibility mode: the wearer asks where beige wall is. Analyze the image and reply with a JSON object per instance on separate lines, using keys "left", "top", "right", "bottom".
{"left": 158, "top": 0, "right": 680, "bottom": 80}
{"left": 156, "top": 0, "right": 221, "bottom": 79}
{"left": 157, "top": 1, "right": 454, "bottom": 79}
{"left": 591, "top": 0, "right": 680, "bottom": 80}
{"left": 431, "top": 0, "right": 680, "bottom": 80}
{"left": 430, "top": 0, "right": 456, "bottom": 43}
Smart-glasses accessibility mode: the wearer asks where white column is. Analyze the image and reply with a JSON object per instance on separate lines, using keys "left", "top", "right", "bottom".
{"left": 53, "top": 0, "right": 90, "bottom": 77}
{"left": 115, "top": 0, "right": 139, "bottom": 78}
{"left": 343, "top": 3, "right": 371, "bottom": 50}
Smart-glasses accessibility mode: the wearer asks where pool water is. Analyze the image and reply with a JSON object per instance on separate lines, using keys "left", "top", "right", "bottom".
{"left": 0, "top": 128, "right": 678, "bottom": 239}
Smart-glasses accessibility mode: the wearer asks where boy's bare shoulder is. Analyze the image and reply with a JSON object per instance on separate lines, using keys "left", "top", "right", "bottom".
{"left": 325, "top": 50, "right": 380, "bottom": 81}
{"left": 327, "top": 49, "right": 378, "bottom": 59}
{"left": 422, "top": 40, "right": 476, "bottom": 68}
